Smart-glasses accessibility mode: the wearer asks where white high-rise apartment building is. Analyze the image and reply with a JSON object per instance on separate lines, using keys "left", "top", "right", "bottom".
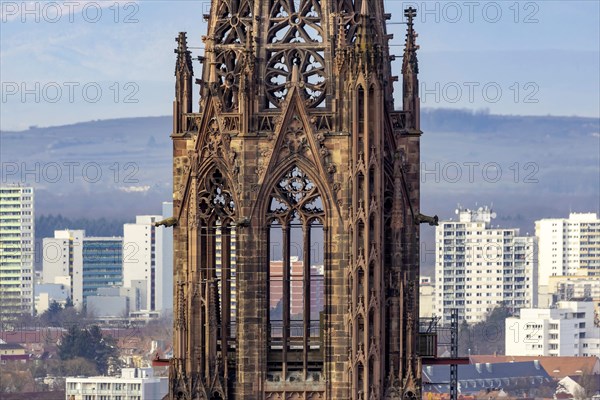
{"left": 536, "top": 213, "right": 600, "bottom": 307}
{"left": 42, "top": 229, "right": 84, "bottom": 302}
{"left": 435, "top": 206, "right": 537, "bottom": 325}
{"left": 419, "top": 276, "right": 435, "bottom": 319}
{"left": 122, "top": 202, "right": 173, "bottom": 313}
{"left": 158, "top": 202, "right": 173, "bottom": 313}
{"left": 0, "top": 186, "right": 35, "bottom": 324}
{"left": 505, "top": 301, "right": 600, "bottom": 357}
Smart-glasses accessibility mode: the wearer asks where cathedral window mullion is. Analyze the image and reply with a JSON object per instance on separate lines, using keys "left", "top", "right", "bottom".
{"left": 282, "top": 221, "right": 291, "bottom": 379}
{"left": 220, "top": 224, "right": 231, "bottom": 364}
{"left": 302, "top": 221, "right": 311, "bottom": 379}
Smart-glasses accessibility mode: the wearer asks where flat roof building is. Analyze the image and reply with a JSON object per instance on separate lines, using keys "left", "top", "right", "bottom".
{"left": 65, "top": 367, "right": 167, "bottom": 400}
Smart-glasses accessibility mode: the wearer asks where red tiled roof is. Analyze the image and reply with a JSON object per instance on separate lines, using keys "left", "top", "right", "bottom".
{"left": 0, "top": 328, "right": 64, "bottom": 344}
{"left": 0, "top": 391, "right": 65, "bottom": 400}
{"left": 470, "top": 355, "right": 599, "bottom": 379}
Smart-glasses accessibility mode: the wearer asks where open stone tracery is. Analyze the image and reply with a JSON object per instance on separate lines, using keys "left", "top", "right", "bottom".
{"left": 170, "top": 2, "right": 424, "bottom": 399}
{"left": 213, "top": 0, "right": 253, "bottom": 45}
{"left": 214, "top": 50, "right": 242, "bottom": 112}
{"left": 266, "top": 49, "right": 327, "bottom": 108}
{"left": 268, "top": 0, "right": 324, "bottom": 44}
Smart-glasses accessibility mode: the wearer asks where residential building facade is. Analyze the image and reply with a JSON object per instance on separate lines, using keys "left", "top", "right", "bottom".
{"left": 42, "top": 230, "right": 122, "bottom": 308}
{"left": 122, "top": 202, "right": 173, "bottom": 314}
{"left": 536, "top": 212, "right": 600, "bottom": 307}
{"left": 505, "top": 300, "right": 600, "bottom": 357}
{"left": 548, "top": 274, "right": 600, "bottom": 306}
{"left": 435, "top": 206, "right": 537, "bottom": 324}
{"left": 42, "top": 229, "right": 84, "bottom": 306}
{"left": 419, "top": 276, "right": 435, "bottom": 319}
{"left": 66, "top": 367, "right": 168, "bottom": 400}
{"left": 157, "top": 201, "right": 173, "bottom": 313}
{"left": 0, "top": 186, "right": 34, "bottom": 325}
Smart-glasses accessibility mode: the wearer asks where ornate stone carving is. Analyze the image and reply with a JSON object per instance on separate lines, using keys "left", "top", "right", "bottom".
{"left": 265, "top": 49, "right": 326, "bottom": 108}
{"left": 213, "top": 0, "right": 253, "bottom": 45}
{"left": 197, "top": 169, "right": 236, "bottom": 223}
{"left": 214, "top": 49, "right": 243, "bottom": 112}
{"left": 171, "top": 0, "right": 423, "bottom": 398}
{"left": 268, "top": 0, "right": 323, "bottom": 44}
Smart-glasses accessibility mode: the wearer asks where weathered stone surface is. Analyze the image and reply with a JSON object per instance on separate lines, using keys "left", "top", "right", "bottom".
{"left": 168, "top": 4, "right": 423, "bottom": 400}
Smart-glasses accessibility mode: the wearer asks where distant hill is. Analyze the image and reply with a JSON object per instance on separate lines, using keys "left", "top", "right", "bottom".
{"left": 1, "top": 116, "right": 172, "bottom": 218}
{"left": 2, "top": 109, "right": 598, "bottom": 275}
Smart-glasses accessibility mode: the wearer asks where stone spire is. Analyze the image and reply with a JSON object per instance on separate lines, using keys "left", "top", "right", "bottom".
{"left": 173, "top": 32, "right": 193, "bottom": 134}
{"left": 402, "top": 7, "right": 421, "bottom": 132}
{"left": 402, "top": 7, "right": 419, "bottom": 75}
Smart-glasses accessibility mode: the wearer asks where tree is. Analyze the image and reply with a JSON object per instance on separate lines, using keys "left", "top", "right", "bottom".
{"left": 573, "top": 369, "right": 599, "bottom": 400}
{"left": 457, "top": 306, "right": 513, "bottom": 356}
{"left": 63, "top": 357, "right": 98, "bottom": 377}
{"left": 65, "top": 297, "right": 74, "bottom": 308}
{"left": 0, "top": 363, "right": 31, "bottom": 393}
{"left": 40, "top": 301, "right": 63, "bottom": 326}
{"left": 58, "top": 325, "right": 119, "bottom": 375}
{"left": 458, "top": 319, "right": 474, "bottom": 357}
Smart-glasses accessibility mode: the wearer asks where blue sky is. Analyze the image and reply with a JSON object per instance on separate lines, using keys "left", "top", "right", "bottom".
{"left": 1, "top": 0, "right": 598, "bottom": 131}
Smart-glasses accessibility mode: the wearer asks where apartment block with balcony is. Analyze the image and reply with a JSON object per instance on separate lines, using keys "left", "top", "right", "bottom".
{"left": 505, "top": 300, "right": 600, "bottom": 357}
{"left": 0, "top": 186, "right": 34, "bottom": 325}
{"left": 65, "top": 367, "right": 167, "bottom": 400}
{"left": 435, "top": 206, "right": 537, "bottom": 325}
{"left": 536, "top": 212, "right": 600, "bottom": 307}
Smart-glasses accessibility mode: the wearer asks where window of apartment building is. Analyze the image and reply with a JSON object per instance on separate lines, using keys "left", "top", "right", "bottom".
{"left": 129, "top": 383, "right": 141, "bottom": 391}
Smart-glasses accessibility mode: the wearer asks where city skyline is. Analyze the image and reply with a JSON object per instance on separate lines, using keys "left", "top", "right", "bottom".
{"left": 0, "top": 2, "right": 598, "bottom": 398}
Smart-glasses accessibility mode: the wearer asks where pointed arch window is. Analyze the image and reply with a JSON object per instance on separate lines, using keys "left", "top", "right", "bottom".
{"left": 267, "top": 166, "right": 325, "bottom": 381}
{"left": 196, "top": 168, "right": 238, "bottom": 371}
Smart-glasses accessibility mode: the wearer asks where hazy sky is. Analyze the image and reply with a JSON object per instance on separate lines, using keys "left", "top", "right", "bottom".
{"left": 1, "top": 0, "right": 599, "bottom": 131}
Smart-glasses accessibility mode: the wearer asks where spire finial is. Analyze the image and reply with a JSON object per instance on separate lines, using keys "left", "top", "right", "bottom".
{"left": 360, "top": 0, "right": 369, "bottom": 16}
{"left": 356, "top": 1, "right": 374, "bottom": 52}
{"left": 291, "top": 59, "right": 300, "bottom": 84}
{"left": 402, "top": 8, "right": 419, "bottom": 74}
{"left": 175, "top": 32, "right": 193, "bottom": 76}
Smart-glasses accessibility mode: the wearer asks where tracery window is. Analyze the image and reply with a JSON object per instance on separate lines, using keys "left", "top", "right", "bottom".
{"left": 266, "top": 166, "right": 325, "bottom": 381}
{"left": 265, "top": 49, "right": 326, "bottom": 108}
{"left": 265, "top": 0, "right": 327, "bottom": 110}
{"left": 214, "top": 50, "right": 242, "bottom": 112}
{"left": 197, "top": 169, "right": 237, "bottom": 360}
{"left": 213, "top": 0, "right": 253, "bottom": 45}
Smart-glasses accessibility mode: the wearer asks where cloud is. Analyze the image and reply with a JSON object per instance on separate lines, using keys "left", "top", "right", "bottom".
{"left": 119, "top": 185, "right": 150, "bottom": 193}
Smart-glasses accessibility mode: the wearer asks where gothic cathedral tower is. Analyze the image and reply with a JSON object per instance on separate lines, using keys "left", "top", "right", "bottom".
{"left": 169, "top": 2, "right": 422, "bottom": 399}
